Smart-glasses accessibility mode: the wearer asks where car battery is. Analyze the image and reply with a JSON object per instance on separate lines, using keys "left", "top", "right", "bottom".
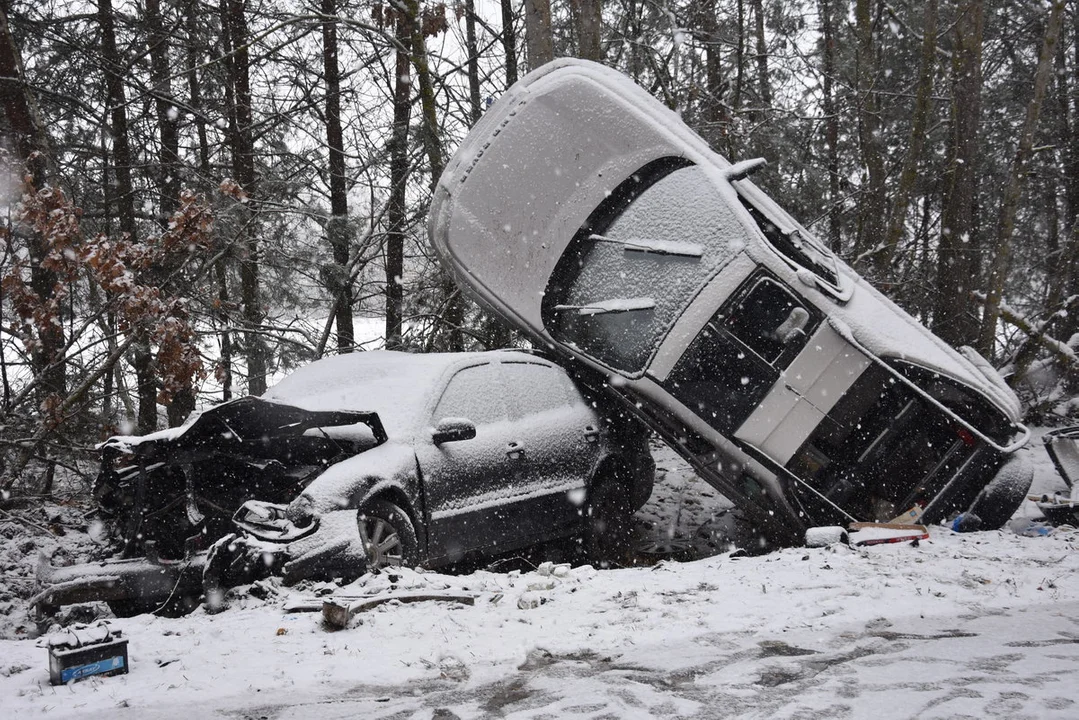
{"left": 47, "top": 622, "right": 129, "bottom": 685}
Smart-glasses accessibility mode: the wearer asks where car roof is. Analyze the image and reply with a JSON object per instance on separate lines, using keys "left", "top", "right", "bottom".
{"left": 263, "top": 350, "right": 554, "bottom": 436}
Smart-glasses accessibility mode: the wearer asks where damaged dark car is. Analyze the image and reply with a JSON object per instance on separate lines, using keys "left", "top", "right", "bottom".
{"left": 33, "top": 350, "right": 653, "bottom": 616}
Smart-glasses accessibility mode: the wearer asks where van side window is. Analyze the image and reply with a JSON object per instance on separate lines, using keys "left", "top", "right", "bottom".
{"left": 665, "top": 274, "right": 817, "bottom": 435}
{"left": 726, "top": 277, "right": 810, "bottom": 365}
{"left": 667, "top": 325, "right": 776, "bottom": 434}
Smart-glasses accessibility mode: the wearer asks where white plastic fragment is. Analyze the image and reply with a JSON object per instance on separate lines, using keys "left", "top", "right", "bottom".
{"left": 805, "top": 526, "right": 849, "bottom": 548}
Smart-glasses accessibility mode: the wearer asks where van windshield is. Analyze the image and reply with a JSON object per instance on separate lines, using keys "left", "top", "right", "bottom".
{"left": 542, "top": 160, "right": 743, "bottom": 373}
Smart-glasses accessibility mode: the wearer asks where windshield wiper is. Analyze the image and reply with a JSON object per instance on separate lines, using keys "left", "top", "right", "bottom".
{"left": 589, "top": 234, "right": 703, "bottom": 258}
{"left": 552, "top": 297, "right": 656, "bottom": 316}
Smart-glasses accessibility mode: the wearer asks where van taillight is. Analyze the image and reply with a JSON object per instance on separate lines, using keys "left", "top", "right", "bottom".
{"left": 956, "top": 428, "right": 975, "bottom": 446}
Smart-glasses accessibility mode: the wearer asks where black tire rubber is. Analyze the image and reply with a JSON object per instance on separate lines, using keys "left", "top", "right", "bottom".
{"left": 968, "top": 454, "right": 1034, "bottom": 530}
{"left": 357, "top": 500, "right": 420, "bottom": 571}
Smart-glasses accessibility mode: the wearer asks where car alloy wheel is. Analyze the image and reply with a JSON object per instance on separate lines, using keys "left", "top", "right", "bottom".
{"left": 357, "top": 500, "right": 418, "bottom": 571}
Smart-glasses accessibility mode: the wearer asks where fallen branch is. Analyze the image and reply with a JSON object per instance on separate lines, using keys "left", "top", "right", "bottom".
{"left": 321, "top": 591, "right": 477, "bottom": 629}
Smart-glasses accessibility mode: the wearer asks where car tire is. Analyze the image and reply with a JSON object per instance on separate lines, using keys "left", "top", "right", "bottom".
{"left": 585, "top": 476, "right": 636, "bottom": 567}
{"left": 967, "top": 454, "right": 1034, "bottom": 530}
{"left": 357, "top": 500, "right": 420, "bottom": 571}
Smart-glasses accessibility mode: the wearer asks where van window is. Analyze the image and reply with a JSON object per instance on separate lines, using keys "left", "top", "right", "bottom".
{"left": 665, "top": 274, "right": 817, "bottom": 434}
{"left": 726, "top": 277, "right": 810, "bottom": 365}
{"left": 543, "top": 160, "right": 742, "bottom": 373}
{"left": 733, "top": 179, "right": 845, "bottom": 296}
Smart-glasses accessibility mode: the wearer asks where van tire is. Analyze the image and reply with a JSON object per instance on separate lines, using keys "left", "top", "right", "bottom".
{"left": 968, "top": 455, "right": 1034, "bottom": 530}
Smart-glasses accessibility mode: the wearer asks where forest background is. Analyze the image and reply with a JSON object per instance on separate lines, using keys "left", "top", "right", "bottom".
{"left": 0, "top": 0, "right": 1075, "bottom": 501}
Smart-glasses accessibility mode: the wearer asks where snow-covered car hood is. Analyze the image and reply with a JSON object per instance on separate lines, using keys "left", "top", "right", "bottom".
{"left": 99, "top": 396, "right": 385, "bottom": 456}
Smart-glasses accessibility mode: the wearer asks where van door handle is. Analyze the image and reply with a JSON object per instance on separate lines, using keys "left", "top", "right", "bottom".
{"left": 506, "top": 441, "right": 525, "bottom": 460}
{"left": 584, "top": 426, "right": 600, "bottom": 443}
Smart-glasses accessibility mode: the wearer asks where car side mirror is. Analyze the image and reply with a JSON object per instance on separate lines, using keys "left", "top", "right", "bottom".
{"left": 432, "top": 417, "right": 477, "bottom": 445}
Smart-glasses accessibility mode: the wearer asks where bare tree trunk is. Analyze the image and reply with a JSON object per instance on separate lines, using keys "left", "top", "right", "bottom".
{"left": 698, "top": 0, "right": 728, "bottom": 152}
{"left": 101, "top": 0, "right": 158, "bottom": 432}
{"left": 524, "top": 0, "right": 554, "bottom": 70}
{"left": 187, "top": 2, "right": 231, "bottom": 400}
{"left": 977, "top": 0, "right": 1065, "bottom": 356}
{"left": 465, "top": 0, "right": 482, "bottom": 123}
{"left": 751, "top": 0, "right": 770, "bottom": 109}
{"left": 500, "top": 0, "right": 518, "bottom": 86}
{"left": 854, "top": 0, "right": 885, "bottom": 268}
{"left": 932, "top": 0, "right": 985, "bottom": 348}
{"left": 222, "top": 0, "right": 267, "bottom": 394}
{"left": 147, "top": 0, "right": 195, "bottom": 427}
{"left": 404, "top": 0, "right": 464, "bottom": 351}
{"left": 385, "top": 16, "right": 411, "bottom": 351}
{"left": 819, "top": 0, "right": 840, "bottom": 252}
{"left": 877, "top": 0, "right": 937, "bottom": 276}
{"left": 0, "top": 7, "right": 49, "bottom": 186}
{"left": 0, "top": 6, "right": 65, "bottom": 403}
{"left": 572, "top": 0, "right": 603, "bottom": 61}
{"left": 733, "top": 0, "right": 745, "bottom": 113}
{"left": 1056, "top": 6, "right": 1079, "bottom": 345}
{"left": 146, "top": 0, "right": 179, "bottom": 222}
{"left": 321, "top": 0, "right": 354, "bottom": 353}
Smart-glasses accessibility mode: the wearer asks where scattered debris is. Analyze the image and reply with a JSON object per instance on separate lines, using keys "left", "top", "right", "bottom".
{"left": 847, "top": 523, "right": 930, "bottom": 547}
{"left": 321, "top": 592, "right": 476, "bottom": 629}
{"left": 44, "top": 621, "right": 128, "bottom": 685}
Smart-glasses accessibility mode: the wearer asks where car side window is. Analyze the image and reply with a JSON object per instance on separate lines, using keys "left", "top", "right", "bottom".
{"left": 666, "top": 275, "right": 817, "bottom": 435}
{"left": 434, "top": 364, "right": 508, "bottom": 425}
{"left": 501, "top": 362, "right": 573, "bottom": 418}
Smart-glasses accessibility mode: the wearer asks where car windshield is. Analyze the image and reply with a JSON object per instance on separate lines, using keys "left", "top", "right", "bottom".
{"left": 542, "top": 160, "right": 744, "bottom": 373}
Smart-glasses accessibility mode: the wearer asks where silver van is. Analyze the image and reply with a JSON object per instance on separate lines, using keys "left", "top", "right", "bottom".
{"left": 430, "top": 59, "right": 1031, "bottom": 544}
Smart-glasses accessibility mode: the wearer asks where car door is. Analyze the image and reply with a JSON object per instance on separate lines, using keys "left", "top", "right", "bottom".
{"left": 499, "top": 360, "right": 602, "bottom": 541}
{"left": 662, "top": 273, "right": 823, "bottom": 460}
{"left": 418, "top": 362, "right": 525, "bottom": 562}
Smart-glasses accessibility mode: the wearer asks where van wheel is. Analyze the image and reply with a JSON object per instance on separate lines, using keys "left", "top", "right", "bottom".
{"left": 968, "top": 455, "right": 1034, "bottom": 530}
{"left": 358, "top": 500, "right": 419, "bottom": 571}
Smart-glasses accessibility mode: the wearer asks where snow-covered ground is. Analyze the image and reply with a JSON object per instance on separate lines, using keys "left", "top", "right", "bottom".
{"left": 2, "top": 440, "right": 1077, "bottom": 719}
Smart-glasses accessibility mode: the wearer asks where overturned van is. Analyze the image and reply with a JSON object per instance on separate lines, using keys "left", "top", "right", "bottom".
{"left": 430, "top": 59, "right": 1032, "bottom": 545}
